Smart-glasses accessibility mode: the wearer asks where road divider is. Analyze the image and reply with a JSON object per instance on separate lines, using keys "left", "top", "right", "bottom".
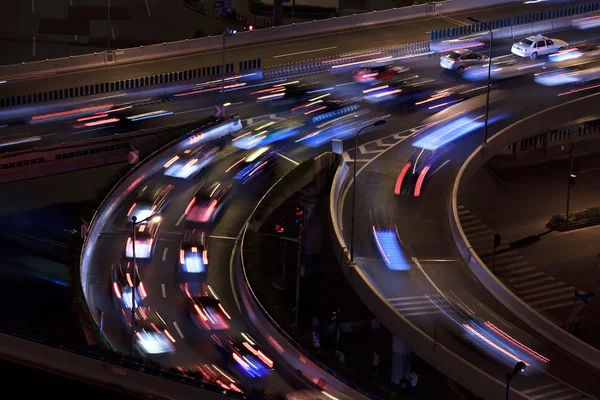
{"left": 449, "top": 92, "right": 600, "bottom": 370}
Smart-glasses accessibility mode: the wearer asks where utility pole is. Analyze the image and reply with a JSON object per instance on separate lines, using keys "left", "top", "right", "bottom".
{"left": 106, "top": 0, "right": 111, "bottom": 52}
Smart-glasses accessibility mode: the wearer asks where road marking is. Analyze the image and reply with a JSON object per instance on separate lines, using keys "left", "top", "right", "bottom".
{"left": 358, "top": 145, "right": 382, "bottom": 155}
{"left": 175, "top": 213, "right": 186, "bottom": 226}
{"left": 273, "top": 46, "right": 337, "bottom": 59}
{"left": 209, "top": 235, "right": 237, "bottom": 240}
{"left": 69, "top": 0, "right": 72, "bottom": 5}
{"left": 31, "top": 0, "right": 34, "bottom": 13}
{"left": 32, "top": 36, "right": 36, "bottom": 56}
{"left": 162, "top": 247, "right": 169, "bottom": 261}
{"left": 145, "top": 0, "right": 151, "bottom": 16}
{"left": 173, "top": 321, "right": 184, "bottom": 338}
{"left": 428, "top": 159, "right": 451, "bottom": 178}
{"left": 335, "top": 82, "right": 357, "bottom": 87}
{"left": 112, "top": 28, "right": 115, "bottom": 40}
{"left": 375, "top": 139, "right": 393, "bottom": 147}
{"left": 161, "top": 283, "right": 166, "bottom": 298}
{"left": 74, "top": 34, "right": 78, "bottom": 41}
{"left": 277, "top": 152, "right": 299, "bottom": 165}
{"left": 436, "top": 14, "right": 468, "bottom": 26}
{"left": 176, "top": 106, "right": 213, "bottom": 114}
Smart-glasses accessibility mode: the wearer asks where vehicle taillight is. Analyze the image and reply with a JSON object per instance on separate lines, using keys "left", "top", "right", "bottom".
{"left": 394, "top": 162, "right": 412, "bottom": 195}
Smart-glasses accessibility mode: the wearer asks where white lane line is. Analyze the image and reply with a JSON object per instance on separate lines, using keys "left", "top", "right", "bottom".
{"left": 74, "top": 34, "right": 78, "bottom": 41}
{"left": 0, "top": 136, "right": 41, "bottom": 148}
{"left": 335, "top": 82, "right": 357, "bottom": 87}
{"left": 428, "top": 159, "right": 451, "bottom": 178}
{"left": 173, "top": 322, "right": 184, "bottom": 338}
{"left": 276, "top": 152, "right": 299, "bottom": 165}
{"left": 31, "top": 0, "right": 35, "bottom": 13}
{"left": 175, "top": 213, "right": 186, "bottom": 226}
{"left": 112, "top": 28, "right": 115, "bottom": 40}
{"left": 162, "top": 247, "right": 169, "bottom": 261}
{"left": 209, "top": 235, "right": 237, "bottom": 240}
{"left": 145, "top": 0, "right": 151, "bottom": 16}
{"left": 32, "top": 36, "right": 36, "bottom": 56}
{"left": 273, "top": 46, "right": 337, "bottom": 59}
{"left": 176, "top": 106, "right": 213, "bottom": 115}
{"left": 161, "top": 283, "right": 166, "bottom": 298}
{"left": 69, "top": 0, "right": 72, "bottom": 5}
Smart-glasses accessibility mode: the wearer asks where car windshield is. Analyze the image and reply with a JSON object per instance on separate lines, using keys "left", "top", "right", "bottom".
{"left": 447, "top": 52, "right": 461, "bottom": 59}
{"left": 521, "top": 39, "right": 534, "bottom": 46}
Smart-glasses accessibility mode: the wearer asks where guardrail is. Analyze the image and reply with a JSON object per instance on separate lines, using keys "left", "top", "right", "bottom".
{"left": 449, "top": 91, "right": 600, "bottom": 371}
{"left": 262, "top": 41, "right": 431, "bottom": 78}
{"left": 0, "top": 0, "right": 518, "bottom": 82}
{"left": 328, "top": 156, "right": 530, "bottom": 400}
{"left": 0, "top": 325, "right": 257, "bottom": 399}
{"left": 235, "top": 152, "right": 377, "bottom": 400}
{"left": 430, "top": 1, "right": 600, "bottom": 40}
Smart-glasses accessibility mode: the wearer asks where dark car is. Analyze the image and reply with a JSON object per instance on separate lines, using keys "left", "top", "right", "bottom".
{"left": 211, "top": 332, "right": 274, "bottom": 378}
{"left": 110, "top": 259, "right": 146, "bottom": 308}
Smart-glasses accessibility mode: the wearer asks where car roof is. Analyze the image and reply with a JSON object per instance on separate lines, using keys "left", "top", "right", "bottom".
{"left": 451, "top": 49, "right": 472, "bottom": 55}
{"left": 525, "top": 34, "right": 548, "bottom": 41}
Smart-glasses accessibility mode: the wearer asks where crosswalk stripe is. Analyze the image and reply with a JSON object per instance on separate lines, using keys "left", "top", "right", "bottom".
{"left": 459, "top": 214, "right": 476, "bottom": 220}
{"left": 461, "top": 219, "right": 482, "bottom": 227}
{"left": 518, "top": 282, "right": 566, "bottom": 295}
{"left": 457, "top": 204, "right": 465, "bottom": 209}
{"left": 508, "top": 272, "right": 546, "bottom": 282}
{"left": 467, "top": 229, "right": 493, "bottom": 238}
{"left": 501, "top": 267, "right": 537, "bottom": 277}
{"left": 537, "top": 300, "right": 576, "bottom": 311}
{"left": 495, "top": 261, "right": 530, "bottom": 272}
{"left": 531, "top": 386, "right": 572, "bottom": 398}
{"left": 513, "top": 277, "right": 555, "bottom": 288}
{"left": 529, "top": 293, "right": 574, "bottom": 306}
{"left": 522, "top": 383, "right": 562, "bottom": 394}
{"left": 458, "top": 209, "right": 470, "bottom": 215}
{"left": 494, "top": 255, "right": 524, "bottom": 265}
{"left": 495, "top": 251, "right": 520, "bottom": 259}
{"left": 522, "top": 286, "right": 574, "bottom": 301}
{"left": 464, "top": 224, "right": 489, "bottom": 234}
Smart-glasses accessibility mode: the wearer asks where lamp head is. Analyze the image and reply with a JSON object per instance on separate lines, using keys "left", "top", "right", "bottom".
{"left": 512, "top": 361, "right": 526, "bottom": 377}
{"left": 467, "top": 16, "right": 481, "bottom": 24}
{"left": 131, "top": 216, "right": 137, "bottom": 223}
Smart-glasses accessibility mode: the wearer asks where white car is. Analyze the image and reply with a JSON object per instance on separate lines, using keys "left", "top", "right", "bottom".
{"left": 511, "top": 34, "right": 568, "bottom": 60}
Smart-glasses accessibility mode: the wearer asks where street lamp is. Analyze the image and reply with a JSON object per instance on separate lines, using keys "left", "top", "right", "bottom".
{"left": 467, "top": 16, "right": 493, "bottom": 145}
{"left": 505, "top": 361, "right": 526, "bottom": 400}
{"left": 221, "top": 27, "right": 237, "bottom": 103}
{"left": 350, "top": 119, "right": 387, "bottom": 263}
{"left": 129, "top": 214, "right": 161, "bottom": 357}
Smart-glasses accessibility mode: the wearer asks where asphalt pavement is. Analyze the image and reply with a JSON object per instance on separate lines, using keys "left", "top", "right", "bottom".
{"left": 3, "top": 25, "right": 598, "bottom": 156}
{"left": 0, "top": 0, "right": 592, "bottom": 98}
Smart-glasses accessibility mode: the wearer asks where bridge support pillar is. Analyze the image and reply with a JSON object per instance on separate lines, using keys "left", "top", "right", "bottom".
{"left": 391, "top": 336, "right": 411, "bottom": 385}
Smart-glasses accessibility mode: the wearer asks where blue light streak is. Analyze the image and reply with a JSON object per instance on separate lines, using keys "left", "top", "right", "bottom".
{"left": 413, "top": 116, "right": 483, "bottom": 150}
{"left": 372, "top": 228, "right": 411, "bottom": 270}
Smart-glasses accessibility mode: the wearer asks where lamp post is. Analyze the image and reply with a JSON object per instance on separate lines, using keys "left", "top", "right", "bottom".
{"left": 505, "top": 361, "right": 526, "bottom": 400}
{"left": 129, "top": 214, "right": 161, "bottom": 357}
{"left": 350, "top": 119, "right": 387, "bottom": 263}
{"left": 106, "top": 0, "right": 111, "bottom": 52}
{"left": 221, "top": 27, "right": 237, "bottom": 103}
{"left": 467, "top": 16, "right": 493, "bottom": 145}
{"left": 566, "top": 142, "right": 576, "bottom": 227}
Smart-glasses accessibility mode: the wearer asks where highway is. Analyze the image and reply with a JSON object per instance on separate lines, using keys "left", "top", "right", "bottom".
{"left": 0, "top": 0, "right": 593, "bottom": 99}
{"left": 2, "top": 1, "right": 599, "bottom": 397}
{"left": 338, "top": 36, "right": 600, "bottom": 400}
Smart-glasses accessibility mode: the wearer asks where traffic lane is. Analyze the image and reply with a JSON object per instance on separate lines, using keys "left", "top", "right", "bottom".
{"left": 342, "top": 91, "right": 600, "bottom": 392}
{"left": 342, "top": 132, "right": 600, "bottom": 398}
{"left": 0, "top": 0, "right": 590, "bottom": 97}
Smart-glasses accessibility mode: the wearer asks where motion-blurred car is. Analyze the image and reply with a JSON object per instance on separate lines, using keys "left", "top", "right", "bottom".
{"left": 212, "top": 332, "right": 274, "bottom": 378}
{"left": 163, "top": 145, "right": 219, "bottom": 179}
{"left": 183, "top": 284, "right": 231, "bottom": 331}
{"left": 132, "top": 307, "right": 176, "bottom": 354}
{"left": 353, "top": 64, "right": 408, "bottom": 83}
{"left": 111, "top": 259, "right": 147, "bottom": 308}
{"left": 462, "top": 57, "right": 544, "bottom": 82}
{"left": 227, "top": 146, "right": 278, "bottom": 184}
{"left": 252, "top": 81, "right": 322, "bottom": 103}
{"left": 535, "top": 60, "right": 600, "bottom": 86}
{"left": 287, "top": 390, "right": 349, "bottom": 400}
{"left": 440, "top": 49, "right": 488, "bottom": 74}
{"left": 394, "top": 147, "right": 448, "bottom": 198}
{"left": 511, "top": 34, "right": 568, "bottom": 60}
{"left": 179, "top": 236, "right": 208, "bottom": 275}
{"left": 178, "top": 364, "right": 244, "bottom": 393}
{"left": 126, "top": 183, "right": 174, "bottom": 222}
{"left": 232, "top": 119, "right": 305, "bottom": 150}
{"left": 185, "top": 181, "right": 232, "bottom": 223}
{"left": 125, "top": 217, "right": 161, "bottom": 258}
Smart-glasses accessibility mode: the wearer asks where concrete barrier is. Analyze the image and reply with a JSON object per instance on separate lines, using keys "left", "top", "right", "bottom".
{"left": 512, "top": 23, "right": 534, "bottom": 37}
{"left": 328, "top": 157, "right": 530, "bottom": 400}
{"left": 0, "top": 331, "right": 247, "bottom": 400}
{"left": 449, "top": 92, "right": 600, "bottom": 370}
{"left": 234, "top": 152, "right": 372, "bottom": 400}
{"left": 532, "top": 20, "right": 554, "bottom": 33}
